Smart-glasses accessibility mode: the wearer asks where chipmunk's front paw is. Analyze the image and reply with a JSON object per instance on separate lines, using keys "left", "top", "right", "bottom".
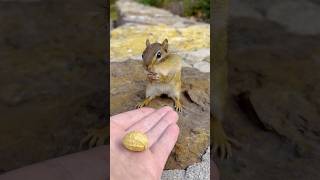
{"left": 136, "top": 97, "right": 152, "bottom": 109}
{"left": 136, "top": 102, "right": 145, "bottom": 109}
{"left": 174, "top": 100, "right": 182, "bottom": 112}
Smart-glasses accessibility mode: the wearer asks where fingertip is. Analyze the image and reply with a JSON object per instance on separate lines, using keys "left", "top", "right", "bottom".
{"left": 111, "top": 107, "right": 157, "bottom": 129}
{"left": 173, "top": 123, "right": 180, "bottom": 133}
{"left": 126, "top": 106, "right": 174, "bottom": 132}
{"left": 168, "top": 123, "right": 180, "bottom": 138}
{"left": 166, "top": 111, "right": 179, "bottom": 123}
{"left": 150, "top": 123, "right": 180, "bottom": 169}
{"left": 171, "top": 110, "right": 179, "bottom": 120}
{"left": 161, "top": 106, "right": 174, "bottom": 112}
{"left": 139, "top": 107, "right": 155, "bottom": 113}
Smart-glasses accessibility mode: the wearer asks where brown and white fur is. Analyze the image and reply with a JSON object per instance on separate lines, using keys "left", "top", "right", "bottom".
{"left": 136, "top": 39, "right": 182, "bottom": 112}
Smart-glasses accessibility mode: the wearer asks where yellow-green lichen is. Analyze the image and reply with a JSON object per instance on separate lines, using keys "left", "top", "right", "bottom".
{"left": 110, "top": 24, "right": 209, "bottom": 61}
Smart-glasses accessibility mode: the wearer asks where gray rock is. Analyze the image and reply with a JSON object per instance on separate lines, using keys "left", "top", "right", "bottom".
{"left": 116, "top": 0, "right": 202, "bottom": 27}
{"left": 179, "top": 49, "right": 210, "bottom": 65}
{"left": 250, "top": 86, "right": 320, "bottom": 156}
{"left": 161, "top": 147, "right": 210, "bottom": 180}
{"left": 184, "top": 148, "right": 210, "bottom": 180}
{"left": 230, "top": 0, "right": 263, "bottom": 19}
{"left": 161, "top": 170, "right": 185, "bottom": 180}
{"left": 267, "top": 1, "right": 320, "bottom": 35}
{"left": 193, "top": 61, "right": 210, "bottom": 73}
{"left": 182, "top": 60, "right": 192, "bottom": 68}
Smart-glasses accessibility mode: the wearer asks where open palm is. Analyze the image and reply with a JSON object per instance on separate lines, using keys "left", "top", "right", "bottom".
{"left": 110, "top": 106, "right": 179, "bottom": 180}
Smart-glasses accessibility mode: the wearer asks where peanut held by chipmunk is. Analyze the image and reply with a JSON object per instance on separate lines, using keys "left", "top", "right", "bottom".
{"left": 136, "top": 39, "right": 183, "bottom": 112}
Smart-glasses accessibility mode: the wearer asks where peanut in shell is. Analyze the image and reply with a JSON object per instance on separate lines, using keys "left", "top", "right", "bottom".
{"left": 122, "top": 131, "right": 148, "bottom": 152}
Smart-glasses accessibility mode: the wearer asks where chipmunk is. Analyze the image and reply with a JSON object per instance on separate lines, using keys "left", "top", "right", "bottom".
{"left": 136, "top": 39, "right": 182, "bottom": 112}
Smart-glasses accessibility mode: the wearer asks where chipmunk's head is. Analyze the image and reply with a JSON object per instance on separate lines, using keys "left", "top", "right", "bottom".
{"left": 142, "top": 39, "right": 169, "bottom": 72}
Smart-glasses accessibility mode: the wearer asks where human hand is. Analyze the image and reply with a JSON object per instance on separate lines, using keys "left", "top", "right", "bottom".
{"left": 110, "top": 106, "right": 179, "bottom": 180}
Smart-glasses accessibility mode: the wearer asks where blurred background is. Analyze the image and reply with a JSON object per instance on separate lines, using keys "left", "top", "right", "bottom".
{"left": 111, "top": 0, "right": 210, "bottom": 22}
{"left": 217, "top": 1, "right": 320, "bottom": 180}
{"left": 0, "top": 0, "right": 108, "bottom": 173}
{"left": 137, "top": 0, "right": 210, "bottom": 21}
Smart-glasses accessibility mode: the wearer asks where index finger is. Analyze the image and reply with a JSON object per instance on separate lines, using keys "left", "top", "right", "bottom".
{"left": 111, "top": 107, "right": 155, "bottom": 129}
{"left": 151, "top": 124, "right": 180, "bottom": 169}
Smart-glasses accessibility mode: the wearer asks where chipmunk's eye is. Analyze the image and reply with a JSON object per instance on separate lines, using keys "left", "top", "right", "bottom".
{"left": 156, "top": 51, "right": 161, "bottom": 59}
{"left": 142, "top": 54, "right": 144, "bottom": 59}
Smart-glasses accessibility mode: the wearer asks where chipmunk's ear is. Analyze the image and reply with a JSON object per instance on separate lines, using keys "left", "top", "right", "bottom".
{"left": 162, "top": 39, "right": 168, "bottom": 52}
{"left": 146, "top": 39, "right": 150, "bottom": 47}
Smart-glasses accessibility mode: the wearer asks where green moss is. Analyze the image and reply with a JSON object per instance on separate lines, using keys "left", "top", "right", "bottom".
{"left": 182, "top": 0, "right": 210, "bottom": 20}
{"left": 110, "top": 4, "right": 118, "bottom": 20}
{"left": 110, "top": 0, "right": 118, "bottom": 20}
{"left": 138, "top": 0, "right": 165, "bottom": 6}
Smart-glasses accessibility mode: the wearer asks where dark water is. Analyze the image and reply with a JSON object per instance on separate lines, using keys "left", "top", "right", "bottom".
{"left": 0, "top": 0, "right": 108, "bottom": 173}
